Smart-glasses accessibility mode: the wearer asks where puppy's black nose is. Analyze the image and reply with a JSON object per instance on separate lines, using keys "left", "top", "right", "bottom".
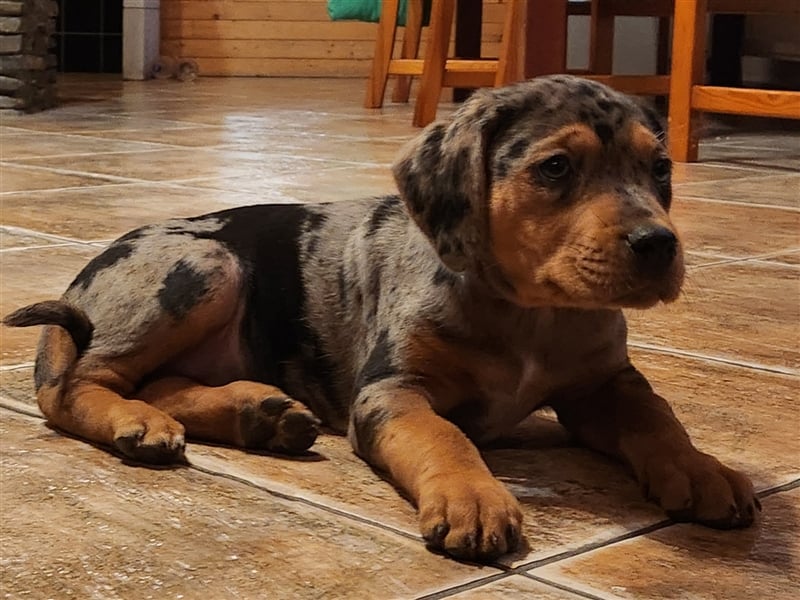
{"left": 627, "top": 225, "right": 677, "bottom": 274}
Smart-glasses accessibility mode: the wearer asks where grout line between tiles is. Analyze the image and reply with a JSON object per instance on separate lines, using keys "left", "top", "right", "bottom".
{"left": 187, "top": 461, "right": 425, "bottom": 544}
{"left": 0, "top": 242, "right": 81, "bottom": 253}
{"left": 412, "top": 572, "right": 515, "bottom": 600}
{"left": 627, "top": 341, "right": 799, "bottom": 376}
{"left": 520, "top": 573, "right": 615, "bottom": 600}
{"left": 674, "top": 194, "right": 800, "bottom": 212}
{"left": 757, "top": 478, "right": 800, "bottom": 497}
{"left": 0, "top": 397, "right": 425, "bottom": 548}
{"left": 687, "top": 248, "right": 800, "bottom": 270}
{"left": 509, "top": 520, "right": 673, "bottom": 574}
{"left": 0, "top": 362, "right": 35, "bottom": 371}
{"left": 0, "top": 161, "right": 143, "bottom": 186}
{"left": 0, "top": 224, "right": 99, "bottom": 247}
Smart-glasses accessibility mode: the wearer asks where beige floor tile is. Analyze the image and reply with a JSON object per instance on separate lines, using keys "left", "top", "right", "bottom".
{"left": 0, "top": 244, "right": 100, "bottom": 364}
{"left": 190, "top": 164, "right": 398, "bottom": 200}
{"left": 441, "top": 574, "right": 587, "bottom": 599}
{"left": 76, "top": 126, "right": 244, "bottom": 148}
{"left": 672, "top": 197, "right": 800, "bottom": 260}
{"left": 0, "top": 409, "right": 501, "bottom": 600}
{"left": 13, "top": 147, "right": 318, "bottom": 183}
{"left": 2, "top": 110, "right": 205, "bottom": 134}
{"left": 674, "top": 173, "right": 800, "bottom": 208}
{"left": 630, "top": 348, "right": 800, "bottom": 489}
{"left": 219, "top": 134, "right": 410, "bottom": 166}
{"left": 0, "top": 228, "right": 73, "bottom": 250}
{"left": 671, "top": 162, "right": 771, "bottom": 185}
{"left": 0, "top": 366, "right": 34, "bottom": 402}
{"left": 705, "top": 131, "right": 800, "bottom": 151}
{"left": 0, "top": 183, "right": 265, "bottom": 241}
{"left": 0, "top": 131, "right": 164, "bottom": 160}
{"left": 0, "top": 163, "right": 117, "bottom": 192}
{"left": 0, "top": 366, "right": 665, "bottom": 568}
{"left": 626, "top": 261, "right": 800, "bottom": 370}
{"left": 529, "top": 488, "right": 800, "bottom": 600}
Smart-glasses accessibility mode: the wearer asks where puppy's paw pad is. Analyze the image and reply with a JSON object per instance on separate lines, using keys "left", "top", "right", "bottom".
{"left": 419, "top": 474, "right": 523, "bottom": 562}
{"left": 240, "top": 396, "right": 320, "bottom": 453}
{"left": 113, "top": 421, "right": 185, "bottom": 465}
{"left": 644, "top": 451, "right": 758, "bottom": 529}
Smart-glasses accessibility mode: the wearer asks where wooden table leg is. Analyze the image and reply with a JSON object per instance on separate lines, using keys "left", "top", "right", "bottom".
{"left": 453, "top": 0, "right": 482, "bottom": 102}
{"left": 524, "top": 0, "right": 568, "bottom": 77}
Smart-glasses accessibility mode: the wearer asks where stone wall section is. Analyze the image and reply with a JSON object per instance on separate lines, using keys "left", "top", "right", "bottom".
{"left": 0, "top": 0, "right": 58, "bottom": 112}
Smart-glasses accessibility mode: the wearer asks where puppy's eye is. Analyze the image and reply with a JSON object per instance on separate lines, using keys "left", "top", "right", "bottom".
{"left": 653, "top": 157, "right": 672, "bottom": 182}
{"left": 538, "top": 154, "right": 572, "bottom": 181}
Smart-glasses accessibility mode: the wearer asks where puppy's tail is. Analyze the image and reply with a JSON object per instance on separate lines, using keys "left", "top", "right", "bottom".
{"left": 3, "top": 300, "right": 94, "bottom": 356}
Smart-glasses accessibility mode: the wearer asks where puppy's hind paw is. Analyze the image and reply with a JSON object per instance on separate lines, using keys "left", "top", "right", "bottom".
{"left": 240, "top": 396, "right": 321, "bottom": 454}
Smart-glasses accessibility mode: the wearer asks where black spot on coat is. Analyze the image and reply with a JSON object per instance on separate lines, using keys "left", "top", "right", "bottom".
{"left": 594, "top": 122, "right": 613, "bottom": 145}
{"left": 433, "top": 264, "right": 457, "bottom": 286}
{"left": 427, "top": 192, "right": 470, "bottom": 236}
{"left": 357, "top": 330, "right": 396, "bottom": 389}
{"left": 366, "top": 196, "right": 402, "bottom": 237}
{"left": 157, "top": 259, "right": 209, "bottom": 319}
{"left": 71, "top": 243, "right": 134, "bottom": 290}
{"left": 351, "top": 404, "right": 392, "bottom": 458}
{"left": 305, "top": 211, "right": 328, "bottom": 232}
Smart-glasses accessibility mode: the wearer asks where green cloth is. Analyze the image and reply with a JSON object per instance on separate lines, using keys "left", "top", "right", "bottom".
{"left": 327, "top": 0, "right": 427, "bottom": 27}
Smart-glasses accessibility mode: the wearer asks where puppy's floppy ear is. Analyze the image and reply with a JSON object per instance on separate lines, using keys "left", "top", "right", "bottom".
{"left": 392, "top": 91, "right": 511, "bottom": 272}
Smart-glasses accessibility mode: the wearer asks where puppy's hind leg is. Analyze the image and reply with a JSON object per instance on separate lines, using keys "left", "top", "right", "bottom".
{"left": 137, "top": 377, "right": 321, "bottom": 454}
{"left": 4, "top": 301, "right": 186, "bottom": 464}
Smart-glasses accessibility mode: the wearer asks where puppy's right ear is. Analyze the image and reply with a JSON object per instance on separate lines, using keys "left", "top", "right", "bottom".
{"left": 392, "top": 92, "right": 510, "bottom": 272}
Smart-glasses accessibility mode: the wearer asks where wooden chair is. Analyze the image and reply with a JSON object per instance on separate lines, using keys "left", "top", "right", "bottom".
{"left": 524, "top": 0, "right": 799, "bottom": 161}
{"left": 668, "top": 0, "right": 800, "bottom": 161}
{"left": 364, "top": 0, "right": 524, "bottom": 127}
{"left": 365, "top": 1, "right": 670, "bottom": 126}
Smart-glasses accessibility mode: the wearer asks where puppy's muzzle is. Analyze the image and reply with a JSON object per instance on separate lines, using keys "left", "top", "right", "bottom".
{"left": 626, "top": 225, "right": 678, "bottom": 277}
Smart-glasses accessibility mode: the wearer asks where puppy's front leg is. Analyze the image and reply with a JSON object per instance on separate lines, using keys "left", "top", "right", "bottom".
{"left": 350, "top": 380, "right": 522, "bottom": 561}
{"left": 551, "top": 366, "right": 759, "bottom": 527}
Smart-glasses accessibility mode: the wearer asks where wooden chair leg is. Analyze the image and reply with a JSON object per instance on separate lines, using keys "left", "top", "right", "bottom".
{"left": 668, "top": 0, "right": 707, "bottom": 162}
{"left": 495, "top": 0, "right": 525, "bottom": 86}
{"left": 365, "top": 0, "right": 402, "bottom": 108}
{"left": 590, "top": 0, "right": 614, "bottom": 74}
{"left": 392, "top": 0, "right": 424, "bottom": 103}
{"left": 656, "top": 16, "right": 671, "bottom": 75}
{"left": 413, "top": 0, "right": 456, "bottom": 127}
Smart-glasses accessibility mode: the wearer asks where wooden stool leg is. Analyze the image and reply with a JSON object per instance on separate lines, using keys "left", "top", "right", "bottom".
{"left": 365, "top": 0, "right": 402, "bottom": 109}
{"left": 668, "top": 0, "right": 707, "bottom": 162}
{"left": 392, "top": 0, "right": 424, "bottom": 103}
{"left": 590, "top": 0, "right": 614, "bottom": 74}
{"left": 413, "top": 0, "right": 456, "bottom": 127}
{"left": 495, "top": 0, "right": 525, "bottom": 86}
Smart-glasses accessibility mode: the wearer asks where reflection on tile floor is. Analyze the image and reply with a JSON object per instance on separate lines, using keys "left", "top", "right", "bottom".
{"left": 1, "top": 75, "right": 798, "bottom": 599}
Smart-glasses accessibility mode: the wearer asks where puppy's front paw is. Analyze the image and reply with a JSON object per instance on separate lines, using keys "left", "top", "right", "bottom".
{"left": 640, "top": 450, "right": 760, "bottom": 528}
{"left": 418, "top": 472, "right": 523, "bottom": 561}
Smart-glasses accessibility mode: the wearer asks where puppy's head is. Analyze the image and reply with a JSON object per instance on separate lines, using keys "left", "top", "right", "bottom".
{"left": 393, "top": 75, "right": 684, "bottom": 309}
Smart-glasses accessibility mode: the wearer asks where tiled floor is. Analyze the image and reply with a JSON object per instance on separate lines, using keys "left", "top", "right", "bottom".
{"left": 0, "top": 76, "right": 798, "bottom": 599}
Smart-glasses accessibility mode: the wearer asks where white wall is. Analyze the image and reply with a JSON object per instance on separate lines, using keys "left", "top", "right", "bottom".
{"left": 567, "top": 15, "right": 660, "bottom": 74}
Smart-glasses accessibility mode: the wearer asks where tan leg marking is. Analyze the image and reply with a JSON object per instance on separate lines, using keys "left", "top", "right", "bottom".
{"left": 354, "top": 386, "right": 522, "bottom": 561}
{"left": 552, "top": 366, "right": 759, "bottom": 528}
{"left": 138, "top": 377, "right": 320, "bottom": 453}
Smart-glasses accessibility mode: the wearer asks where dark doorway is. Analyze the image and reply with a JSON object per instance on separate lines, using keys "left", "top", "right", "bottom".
{"left": 54, "top": 0, "right": 122, "bottom": 73}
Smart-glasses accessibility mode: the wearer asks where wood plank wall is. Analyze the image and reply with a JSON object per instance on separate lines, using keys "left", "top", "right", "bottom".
{"left": 161, "top": 0, "right": 508, "bottom": 77}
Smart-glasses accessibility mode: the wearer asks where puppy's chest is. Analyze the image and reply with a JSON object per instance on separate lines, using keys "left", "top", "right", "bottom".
{"left": 436, "top": 313, "right": 629, "bottom": 443}
{"left": 462, "top": 349, "right": 572, "bottom": 442}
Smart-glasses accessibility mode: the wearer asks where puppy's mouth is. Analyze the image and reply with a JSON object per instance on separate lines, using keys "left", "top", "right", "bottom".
{"left": 546, "top": 258, "right": 685, "bottom": 310}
